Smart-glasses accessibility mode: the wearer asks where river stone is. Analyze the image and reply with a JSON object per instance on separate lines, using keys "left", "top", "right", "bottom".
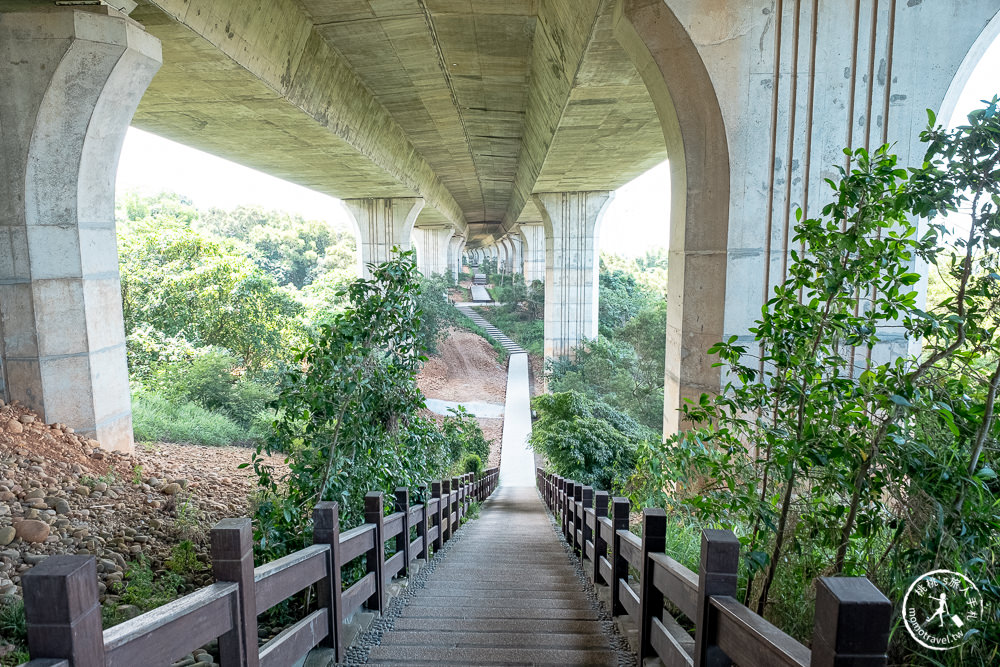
{"left": 161, "top": 483, "right": 182, "bottom": 495}
{"left": 5, "top": 419, "right": 22, "bottom": 434}
{"left": 14, "top": 520, "right": 50, "bottom": 543}
{"left": 0, "top": 527, "right": 15, "bottom": 546}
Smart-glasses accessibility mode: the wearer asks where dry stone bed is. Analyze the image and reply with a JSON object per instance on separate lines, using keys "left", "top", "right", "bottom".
{"left": 0, "top": 400, "right": 285, "bottom": 664}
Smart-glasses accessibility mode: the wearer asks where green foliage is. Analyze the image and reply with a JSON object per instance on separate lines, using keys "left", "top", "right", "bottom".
{"left": 440, "top": 407, "right": 491, "bottom": 465}
{"left": 165, "top": 540, "right": 204, "bottom": 576}
{"left": 248, "top": 251, "right": 469, "bottom": 559}
{"left": 197, "top": 204, "right": 358, "bottom": 290}
{"left": 119, "top": 212, "right": 303, "bottom": 371}
{"left": 415, "top": 274, "right": 462, "bottom": 355}
{"left": 530, "top": 390, "right": 655, "bottom": 491}
{"left": 458, "top": 453, "right": 484, "bottom": 476}
{"left": 0, "top": 599, "right": 26, "bottom": 657}
{"left": 633, "top": 104, "right": 1000, "bottom": 663}
{"left": 131, "top": 389, "right": 257, "bottom": 446}
{"left": 550, "top": 257, "right": 667, "bottom": 433}
{"left": 118, "top": 555, "right": 185, "bottom": 611}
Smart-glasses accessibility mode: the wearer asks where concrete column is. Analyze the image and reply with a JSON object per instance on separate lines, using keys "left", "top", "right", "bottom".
{"left": 411, "top": 226, "right": 453, "bottom": 278}
{"left": 520, "top": 223, "right": 546, "bottom": 284}
{"left": 447, "top": 235, "right": 465, "bottom": 281}
{"left": 343, "top": 198, "right": 424, "bottom": 278}
{"left": 533, "top": 191, "right": 613, "bottom": 362}
{"left": 498, "top": 238, "right": 512, "bottom": 273}
{"left": 0, "top": 8, "right": 161, "bottom": 452}
{"left": 507, "top": 235, "right": 523, "bottom": 275}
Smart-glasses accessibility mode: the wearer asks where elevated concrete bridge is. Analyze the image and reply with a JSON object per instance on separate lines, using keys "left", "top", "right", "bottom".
{"left": 1, "top": 0, "right": 999, "bottom": 451}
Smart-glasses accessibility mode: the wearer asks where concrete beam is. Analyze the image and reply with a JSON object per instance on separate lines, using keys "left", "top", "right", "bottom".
{"left": 132, "top": 0, "right": 467, "bottom": 233}
{"left": 0, "top": 6, "right": 162, "bottom": 452}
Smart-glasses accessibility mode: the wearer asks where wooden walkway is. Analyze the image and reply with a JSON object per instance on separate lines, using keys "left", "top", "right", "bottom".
{"left": 367, "top": 485, "right": 618, "bottom": 666}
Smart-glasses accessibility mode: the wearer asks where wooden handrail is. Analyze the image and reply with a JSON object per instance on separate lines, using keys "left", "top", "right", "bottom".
{"left": 535, "top": 468, "right": 892, "bottom": 667}
{"left": 19, "top": 466, "right": 501, "bottom": 667}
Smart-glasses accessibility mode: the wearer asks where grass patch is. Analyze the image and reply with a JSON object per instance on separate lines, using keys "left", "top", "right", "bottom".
{"left": 132, "top": 390, "right": 260, "bottom": 446}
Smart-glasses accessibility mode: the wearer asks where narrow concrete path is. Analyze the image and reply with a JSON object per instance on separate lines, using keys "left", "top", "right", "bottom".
{"left": 366, "top": 318, "right": 618, "bottom": 666}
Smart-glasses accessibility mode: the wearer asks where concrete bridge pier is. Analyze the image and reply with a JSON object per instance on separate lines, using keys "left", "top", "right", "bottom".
{"left": 0, "top": 7, "right": 161, "bottom": 452}
{"left": 533, "top": 191, "right": 613, "bottom": 362}
{"left": 412, "top": 226, "right": 454, "bottom": 278}
{"left": 448, "top": 235, "right": 465, "bottom": 282}
{"left": 343, "top": 197, "right": 425, "bottom": 278}
{"left": 520, "top": 224, "right": 545, "bottom": 285}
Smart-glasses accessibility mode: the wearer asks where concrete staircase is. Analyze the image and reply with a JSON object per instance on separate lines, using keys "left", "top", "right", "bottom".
{"left": 456, "top": 305, "right": 525, "bottom": 355}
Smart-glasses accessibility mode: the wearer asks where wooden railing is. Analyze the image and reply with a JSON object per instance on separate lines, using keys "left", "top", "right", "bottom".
{"left": 18, "top": 467, "right": 500, "bottom": 667}
{"left": 536, "top": 469, "right": 892, "bottom": 667}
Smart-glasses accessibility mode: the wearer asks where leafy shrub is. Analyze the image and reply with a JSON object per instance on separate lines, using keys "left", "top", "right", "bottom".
{"left": 165, "top": 540, "right": 203, "bottom": 575}
{"left": 459, "top": 453, "right": 484, "bottom": 476}
{"left": 440, "top": 407, "right": 491, "bottom": 464}
{"left": 530, "top": 391, "right": 655, "bottom": 491}
{"left": 119, "top": 555, "right": 185, "bottom": 610}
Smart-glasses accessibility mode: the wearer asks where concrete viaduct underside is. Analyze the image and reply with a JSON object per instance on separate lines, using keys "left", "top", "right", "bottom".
{"left": 1, "top": 0, "right": 998, "bottom": 451}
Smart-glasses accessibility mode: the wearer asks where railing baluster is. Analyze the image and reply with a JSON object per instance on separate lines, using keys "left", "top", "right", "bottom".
{"left": 580, "top": 486, "right": 593, "bottom": 566}
{"left": 442, "top": 479, "right": 452, "bottom": 542}
{"left": 212, "top": 518, "right": 257, "bottom": 667}
{"left": 394, "top": 488, "right": 410, "bottom": 577}
{"left": 573, "top": 483, "right": 584, "bottom": 553}
{"left": 638, "top": 508, "right": 667, "bottom": 660}
{"left": 611, "top": 496, "right": 630, "bottom": 616}
{"left": 564, "top": 480, "right": 576, "bottom": 542}
{"left": 810, "top": 577, "right": 891, "bottom": 667}
{"left": 432, "top": 481, "right": 444, "bottom": 551}
{"left": 694, "top": 529, "right": 739, "bottom": 667}
{"left": 417, "top": 485, "right": 429, "bottom": 561}
{"left": 593, "top": 491, "right": 609, "bottom": 585}
{"left": 364, "top": 492, "right": 386, "bottom": 614}
{"left": 22, "top": 555, "right": 105, "bottom": 667}
{"left": 312, "top": 501, "right": 343, "bottom": 662}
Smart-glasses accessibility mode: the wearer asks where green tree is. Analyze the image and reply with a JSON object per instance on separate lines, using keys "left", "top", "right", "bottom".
{"left": 248, "top": 251, "right": 478, "bottom": 558}
{"left": 633, "top": 104, "right": 1000, "bottom": 663}
{"left": 119, "top": 218, "right": 302, "bottom": 370}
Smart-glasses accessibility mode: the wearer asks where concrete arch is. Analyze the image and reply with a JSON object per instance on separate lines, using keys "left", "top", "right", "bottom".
{"left": 938, "top": 9, "right": 1000, "bottom": 127}
{"left": 613, "top": 0, "right": 731, "bottom": 434}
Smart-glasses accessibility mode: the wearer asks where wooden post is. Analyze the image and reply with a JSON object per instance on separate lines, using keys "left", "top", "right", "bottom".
{"left": 564, "top": 480, "right": 576, "bottom": 541}
{"left": 212, "top": 517, "right": 258, "bottom": 667}
{"left": 431, "top": 482, "right": 444, "bottom": 551}
{"left": 452, "top": 476, "right": 462, "bottom": 528}
{"left": 694, "top": 528, "right": 739, "bottom": 667}
{"left": 394, "top": 488, "right": 410, "bottom": 577}
{"left": 573, "top": 484, "right": 584, "bottom": 553}
{"left": 417, "top": 485, "right": 429, "bottom": 561}
{"left": 593, "top": 491, "right": 609, "bottom": 585}
{"left": 580, "top": 486, "right": 593, "bottom": 565}
{"left": 611, "top": 497, "right": 630, "bottom": 616}
{"left": 638, "top": 508, "right": 667, "bottom": 660}
{"left": 364, "top": 492, "right": 386, "bottom": 614}
{"left": 22, "top": 555, "right": 105, "bottom": 666}
{"left": 442, "top": 479, "right": 452, "bottom": 542}
{"left": 312, "top": 501, "right": 344, "bottom": 661}
{"left": 556, "top": 476, "right": 564, "bottom": 525}
{"left": 810, "top": 577, "right": 891, "bottom": 667}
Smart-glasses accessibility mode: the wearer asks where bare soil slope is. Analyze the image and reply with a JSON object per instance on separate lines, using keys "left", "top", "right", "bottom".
{"left": 417, "top": 327, "right": 508, "bottom": 467}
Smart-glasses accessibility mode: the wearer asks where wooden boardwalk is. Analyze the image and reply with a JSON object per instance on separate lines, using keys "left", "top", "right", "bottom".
{"left": 367, "top": 485, "right": 618, "bottom": 666}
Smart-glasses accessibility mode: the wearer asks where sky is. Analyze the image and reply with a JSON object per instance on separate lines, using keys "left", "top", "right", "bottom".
{"left": 116, "top": 32, "right": 998, "bottom": 258}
